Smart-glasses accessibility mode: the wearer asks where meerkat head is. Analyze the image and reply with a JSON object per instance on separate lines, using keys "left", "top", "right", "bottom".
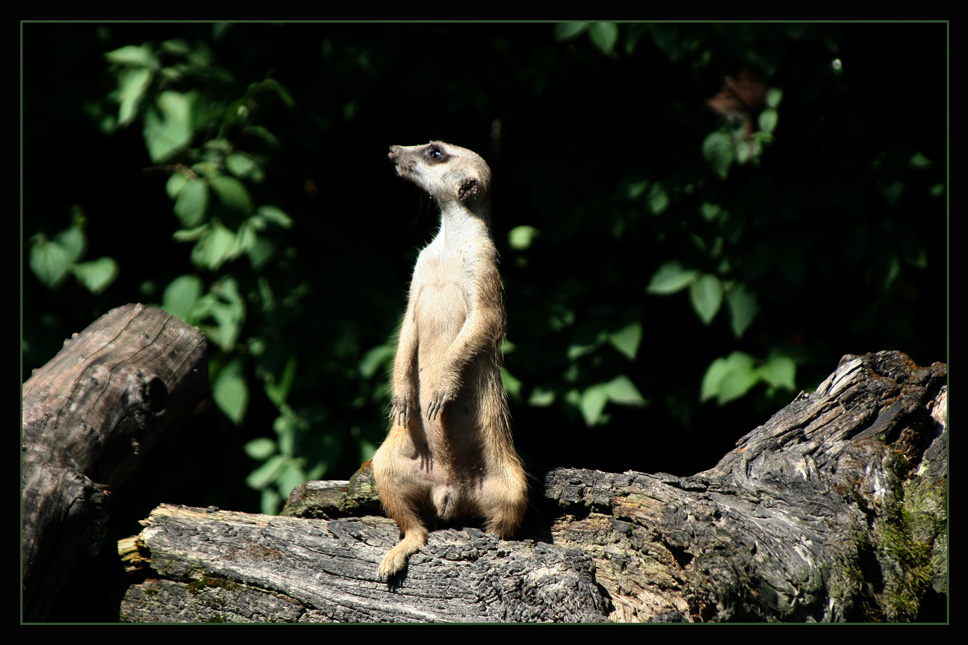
{"left": 389, "top": 141, "right": 492, "bottom": 216}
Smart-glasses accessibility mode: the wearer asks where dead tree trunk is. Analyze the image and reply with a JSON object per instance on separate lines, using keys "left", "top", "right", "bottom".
{"left": 117, "top": 351, "right": 946, "bottom": 623}
{"left": 22, "top": 303, "right": 209, "bottom": 622}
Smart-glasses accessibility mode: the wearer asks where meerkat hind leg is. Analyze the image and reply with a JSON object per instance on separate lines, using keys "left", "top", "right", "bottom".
{"left": 378, "top": 524, "right": 428, "bottom": 578}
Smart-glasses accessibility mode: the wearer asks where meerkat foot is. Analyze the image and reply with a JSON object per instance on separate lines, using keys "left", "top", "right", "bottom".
{"left": 378, "top": 530, "right": 427, "bottom": 579}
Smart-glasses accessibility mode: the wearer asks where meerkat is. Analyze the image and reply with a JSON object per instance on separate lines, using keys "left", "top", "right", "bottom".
{"left": 372, "top": 141, "right": 528, "bottom": 578}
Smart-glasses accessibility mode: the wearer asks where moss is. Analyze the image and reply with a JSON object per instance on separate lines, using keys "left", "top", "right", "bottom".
{"left": 186, "top": 575, "right": 239, "bottom": 595}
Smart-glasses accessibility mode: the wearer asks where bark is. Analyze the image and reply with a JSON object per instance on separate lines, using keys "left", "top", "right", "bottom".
{"left": 22, "top": 303, "right": 209, "bottom": 622}
{"left": 117, "top": 350, "right": 946, "bottom": 623}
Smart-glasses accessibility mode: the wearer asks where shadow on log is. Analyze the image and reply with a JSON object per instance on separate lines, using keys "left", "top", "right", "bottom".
{"left": 22, "top": 304, "right": 209, "bottom": 622}
{"left": 115, "top": 351, "right": 947, "bottom": 623}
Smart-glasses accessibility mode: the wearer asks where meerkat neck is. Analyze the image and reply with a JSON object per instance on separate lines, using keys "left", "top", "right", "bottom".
{"left": 438, "top": 201, "right": 492, "bottom": 245}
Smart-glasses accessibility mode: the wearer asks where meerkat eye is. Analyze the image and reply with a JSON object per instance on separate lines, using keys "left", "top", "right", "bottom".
{"left": 425, "top": 145, "right": 447, "bottom": 163}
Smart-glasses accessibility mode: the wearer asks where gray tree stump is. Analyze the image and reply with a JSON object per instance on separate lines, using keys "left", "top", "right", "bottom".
{"left": 117, "top": 350, "right": 946, "bottom": 623}
{"left": 22, "top": 303, "right": 209, "bottom": 622}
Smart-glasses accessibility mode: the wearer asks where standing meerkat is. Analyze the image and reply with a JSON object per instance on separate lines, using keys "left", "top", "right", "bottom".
{"left": 372, "top": 141, "right": 528, "bottom": 578}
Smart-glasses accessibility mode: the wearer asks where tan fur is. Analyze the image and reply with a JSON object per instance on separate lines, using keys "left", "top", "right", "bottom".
{"left": 372, "top": 141, "right": 528, "bottom": 578}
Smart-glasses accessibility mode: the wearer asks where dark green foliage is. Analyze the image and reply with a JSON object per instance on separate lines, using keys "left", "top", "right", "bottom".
{"left": 22, "top": 23, "right": 946, "bottom": 514}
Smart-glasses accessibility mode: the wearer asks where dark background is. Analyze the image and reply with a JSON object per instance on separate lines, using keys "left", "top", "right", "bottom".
{"left": 23, "top": 23, "right": 947, "bottom": 536}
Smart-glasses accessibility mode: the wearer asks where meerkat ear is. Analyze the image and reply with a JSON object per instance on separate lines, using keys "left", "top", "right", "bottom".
{"left": 458, "top": 178, "right": 481, "bottom": 203}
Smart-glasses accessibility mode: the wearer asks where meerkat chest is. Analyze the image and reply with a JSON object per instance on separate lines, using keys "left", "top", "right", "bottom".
{"left": 412, "top": 249, "right": 472, "bottom": 339}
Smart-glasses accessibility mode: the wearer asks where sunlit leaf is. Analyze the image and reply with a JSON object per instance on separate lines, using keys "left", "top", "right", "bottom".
{"left": 758, "top": 108, "right": 779, "bottom": 134}
{"left": 580, "top": 384, "right": 609, "bottom": 426}
{"left": 245, "top": 437, "right": 277, "bottom": 460}
{"left": 726, "top": 282, "right": 758, "bottom": 338}
{"left": 54, "top": 225, "right": 86, "bottom": 264}
{"left": 589, "top": 22, "right": 619, "bottom": 54}
{"left": 646, "top": 260, "right": 697, "bottom": 295}
{"left": 502, "top": 368, "right": 523, "bottom": 399}
{"left": 211, "top": 175, "right": 254, "bottom": 215}
{"left": 359, "top": 344, "right": 394, "bottom": 379}
{"left": 690, "top": 273, "right": 723, "bottom": 324}
{"left": 757, "top": 355, "right": 796, "bottom": 391}
{"left": 116, "top": 67, "right": 153, "bottom": 126}
{"left": 105, "top": 45, "right": 158, "bottom": 67}
{"left": 174, "top": 178, "right": 209, "bottom": 227}
{"left": 29, "top": 238, "right": 71, "bottom": 288}
{"left": 605, "top": 375, "right": 646, "bottom": 406}
{"left": 765, "top": 87, "right": 783, "bottom": 109}
{"left": 254, "top": 205, "right": 293, "bottom": 229}
{"left": 508, "top": 225, "right": 540, "bottom": 250}
{"left": 609, "top": 322, "right": 642, "bottom": 360}
{"left": 702, "top": 131, "right": 734, "bottom": 179}
{"left": 247, "top": 454, "right": 286, "bottom": 489}
{"left": 213, "top": 356, "right": 249, "bottom": 424}
{"left": 71, "top": 257, "right": 119, "bottom": 294}
{"left": 701, "top": 352, "right": 757, "bottom": 404}
{"left": 226, "top": 152, "right": 263, "bottom": 181}
{"left": 555, "top": 23, "right": 589, "bottom": 41}
{"left": 265, "top": 354, "right": 298, "bottom": 407}
{"left": 144, "top": 90, "right": 194, "bottom": 162}
{"left": 647, "top": 182, "right": 669, "bottom": 214}
{"left": 162, "top": 274, "right": 203, "bottom": 321}
{"left": 191, "top": 222, "right": 236, "bottom": 270}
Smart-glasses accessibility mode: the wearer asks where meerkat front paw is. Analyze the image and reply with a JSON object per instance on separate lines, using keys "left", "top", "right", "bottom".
{"left": 390, "top": 393, "right": 416, "bottom": 426}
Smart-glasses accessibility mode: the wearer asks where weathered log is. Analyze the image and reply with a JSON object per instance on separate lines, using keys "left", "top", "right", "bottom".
{"left": 118, "top": 350, "right": 946, "bottom": 623}
{"left": 22, "top": 303, "right": 209, "bottom": 622}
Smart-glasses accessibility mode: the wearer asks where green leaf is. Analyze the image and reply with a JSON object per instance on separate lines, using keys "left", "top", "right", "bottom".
{"left": 245, "top": 437, "right": 277, "bottom": 460}
{"left": 144, "top": 91, "right": 194, "bottom": 162}
{"left": 757, "top": 355, "right": 796, "bottom": 391}
{"left": 765, "top": 88, "right": 783, "bottom": 109}
{"left": 104, "top": 45, "right": 158, "bottom": 67}
{"left": 579, "top": 384, "right": 609, "bottom": 426}
{"left": 263, "top": 78, "right": 296, "bottom": 108}
{"left": 274, "top": 414, "right": 299, "bottom": 457}
{"left": 758, "top": 108, "right": 779, "bottom": 134}
{"left": 502, "top": 368, "right": 523, "bottom": 400}
{"left": 647, "top": 182, "right": 669, "bottom": 215}
{"left": 162, "top": 275, "right": 203, "bottom": 322}
{"left": 703, "top": 131, "right": 734, "bottom": 179}
{"left": 700, "top": 202, "right": 722, "bottom": 222}
{"left": 554, "top": 23, "right": 589, "bottom": 41}
{"left": 605, "top": 375, "right": 646, "bottom": 406}
{"left": 29, "top": 238, "right": 71, "bottom": 288}
{"left": 646, "top": 260, "right": 698, "bottom": 295}
{"left": 690, "top": 273, "right": 723, "bottom": 324}
{"left": 213, "top": 356, "right": 249, "bottom": 424}
{"left": 166, "top": 171, "right": 189, "bottom": 200}
{"left": 359, "top": 344, "right": 394, "bottom": 379}
{"left": 508, "top": 225, "right": 540, "bottom": 250}
{"left": 191, "top": 221, "right": 236, "bottom": 270}
{"left": 278, "top": 461, "right": 307, "bottom": 498}
{"left": 247, "top": 454, "right": 286, "bottom": 489}
{"left": 226, "top": 152, "right": 263, "bottom": 181}
{"left": 198, "top": 278, "right": 246, "bottom": 350}
{"left": 174, "top": 178, "right": 209, "bottom": 227}
{"left": 700, "top": 352, "right": 757, "bottom": 404}
{"left": 608, "top": 322, "right": 642, "bottom": 360}
{"left": 160, "top": 39, "right": 191, "bottom": 57}
{"left": 528, "top": 387, "right": 556, "bottom": 407}
{"left": 172, "top": 224, "right": 209, "bottom": 243}
{"left": 254, "top": 205, "right": 293, "bottom": 229}
{"left": 211, "top": 175, "right": 254, "bottom": 215}
{"left": 725, "top": 282, "right": 758, "bottom": 338}
{"left": 589, "top": 22, "right": 619, "bottom": 54}
{"left": 265, "top": 354, "right": 298, "bottom": 407}
{"left": 54, "top": 225, "right": 86, "bottom": 264}
{"left": 260, "top": 488, "right": 282, "bottom": 515}
{"left": 116, "top": 67, "right": 153, "bottom": 126}
{"left": 71, "top": 257, "right": 119, "bottom": 294}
